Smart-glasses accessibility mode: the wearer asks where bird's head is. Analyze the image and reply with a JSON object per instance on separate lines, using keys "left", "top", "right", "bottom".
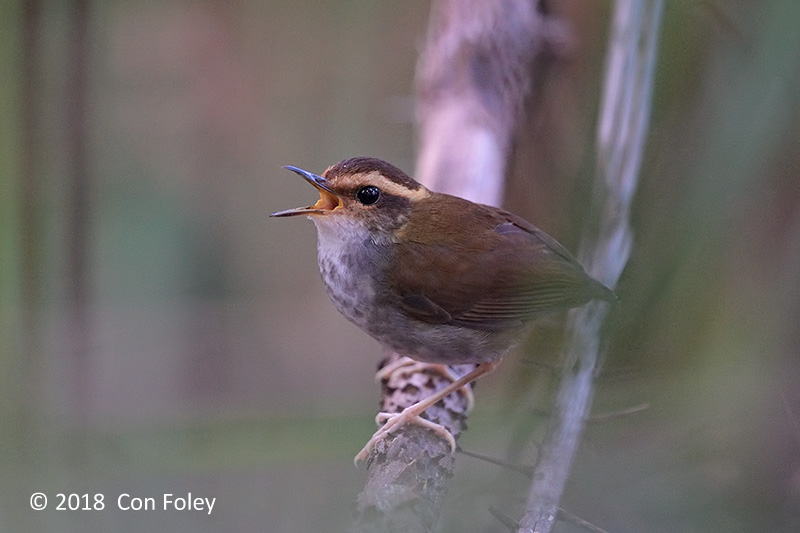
{"left": 270, "top": 157, "right": 432, "bottom": 237}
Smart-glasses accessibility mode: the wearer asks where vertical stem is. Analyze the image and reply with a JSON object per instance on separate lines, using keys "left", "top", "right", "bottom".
{"left": 518, "top": 1, "right": 664, "bottom": 531}
{"left": 414, "top": 0, "right": 542, "bottom": 206}
{"left": 66, "top": 0, "right": 91, "bottom": 417}
{"left": 20, "top": 0, "right": 41, "bottom": 402}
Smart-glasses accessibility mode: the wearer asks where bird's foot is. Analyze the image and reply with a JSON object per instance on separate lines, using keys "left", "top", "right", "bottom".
{"left": 353, "top": 404, "right": 457, "bottom": 465}
{"left": 355, "top": 360, "right": 500, "bottom": 465}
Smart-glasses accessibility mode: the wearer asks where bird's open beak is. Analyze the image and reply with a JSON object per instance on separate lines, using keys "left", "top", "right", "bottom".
{"left": 270, "top": 165, "right": 342, "bottom": 217}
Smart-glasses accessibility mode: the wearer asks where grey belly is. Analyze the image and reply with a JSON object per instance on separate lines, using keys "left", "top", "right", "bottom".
{"left": 321, "top": 257, "right": 507, "bottom": 364}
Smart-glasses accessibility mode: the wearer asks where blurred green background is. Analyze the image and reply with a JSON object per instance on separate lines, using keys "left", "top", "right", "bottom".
{"left": 1, "top": 1, "right": 799, "bottom": 532}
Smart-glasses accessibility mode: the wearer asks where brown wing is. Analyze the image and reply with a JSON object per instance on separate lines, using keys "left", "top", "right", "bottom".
{"left": 388, "top": 195, "right": 615, "bottom": 331}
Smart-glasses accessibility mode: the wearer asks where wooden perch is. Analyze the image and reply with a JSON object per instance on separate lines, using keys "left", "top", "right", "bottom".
{"left": 352, "top": 352, "right": 471, "bottom": 533}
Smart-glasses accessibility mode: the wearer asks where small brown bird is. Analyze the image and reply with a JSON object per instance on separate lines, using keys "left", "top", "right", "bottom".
{"left": 271, "top": 157, "right": 615, "bottom": 462}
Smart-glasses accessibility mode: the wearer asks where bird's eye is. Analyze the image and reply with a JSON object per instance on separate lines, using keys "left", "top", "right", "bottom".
{"left": 356, "top": 185, "right": 380, "bottom": 205}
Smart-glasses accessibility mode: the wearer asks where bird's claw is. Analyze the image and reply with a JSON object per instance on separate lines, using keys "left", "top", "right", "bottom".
{"left": 354, "top": 409, "right": 457, "bottom": 466}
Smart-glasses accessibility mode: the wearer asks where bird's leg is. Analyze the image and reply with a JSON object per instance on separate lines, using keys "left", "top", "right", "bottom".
{"left": 355, "top": 359, "right": 500, "bottom": 465}
{"left": 375, "top": 356, "right": 476, "bottom": 411}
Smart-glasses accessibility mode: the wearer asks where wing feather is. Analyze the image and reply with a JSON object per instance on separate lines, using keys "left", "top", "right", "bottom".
{"left": 387, "top": 195, "right": 615, "bottom": 331}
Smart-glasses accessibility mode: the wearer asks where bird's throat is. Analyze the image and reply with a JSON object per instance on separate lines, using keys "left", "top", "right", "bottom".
{"left": 313, "top": 218, "right": 386, "bottom": 331}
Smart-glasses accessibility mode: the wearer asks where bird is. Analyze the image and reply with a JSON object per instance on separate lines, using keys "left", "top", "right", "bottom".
{"left": 271, "top": 157, "right": 616, "bottom": 463}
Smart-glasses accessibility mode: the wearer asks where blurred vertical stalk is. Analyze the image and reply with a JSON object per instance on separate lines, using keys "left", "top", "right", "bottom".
{"left": 66, "top": 0, "right": 92, "bottom": 418}
{"left": 414, "top": 0, "right": 548, "bottom": 205}
{"left": 20, "top": 0, "right": 41, "bottom": 403}
{"left": 519, "top": 1, "right": 664, "bottom": 532}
